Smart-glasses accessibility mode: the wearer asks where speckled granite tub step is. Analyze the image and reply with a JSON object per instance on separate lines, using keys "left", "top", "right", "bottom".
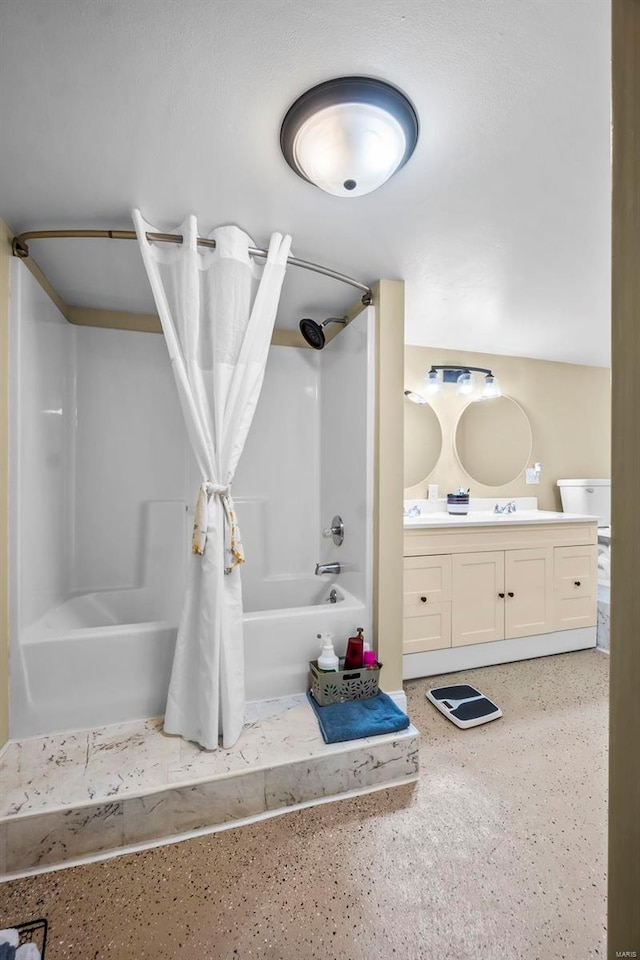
{"left": 0, "top": 696, "right": 419, "bottom": 879}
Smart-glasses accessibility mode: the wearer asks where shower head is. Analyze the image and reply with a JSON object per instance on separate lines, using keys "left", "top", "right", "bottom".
{"left": 299, "top": 317, "right": 347, "bottom": 350}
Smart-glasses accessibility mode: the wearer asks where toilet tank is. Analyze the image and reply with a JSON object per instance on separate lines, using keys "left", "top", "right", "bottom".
{"left": 557, "top": 479, "right": 611, "bottom": 526}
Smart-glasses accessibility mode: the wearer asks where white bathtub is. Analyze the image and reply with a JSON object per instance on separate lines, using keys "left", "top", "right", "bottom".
{"left": 15, "top": 579, "right": 367, "bottom": 737}
{"left": 244, "top": 580, "right": 368, "bottom": 702}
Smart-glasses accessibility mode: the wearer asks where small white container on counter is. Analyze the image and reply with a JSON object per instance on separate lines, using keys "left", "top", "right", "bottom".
{"left": 446, "top": 489, "right": 470, "bottom": 516}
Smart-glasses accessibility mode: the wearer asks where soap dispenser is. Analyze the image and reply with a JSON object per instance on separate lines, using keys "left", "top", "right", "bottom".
{"left": 317, "top": 633, "right": 339, "bottom": 673}
{"left": 344, "top": 627, "right": 365, "bottom": 669}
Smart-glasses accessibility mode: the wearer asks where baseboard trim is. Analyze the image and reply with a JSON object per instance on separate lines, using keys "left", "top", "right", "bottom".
{"left": 385, "top": 689, "right": 408, "bottom": 713}
{"left": 402, "top": 627, "right": 597, "bottom": 680}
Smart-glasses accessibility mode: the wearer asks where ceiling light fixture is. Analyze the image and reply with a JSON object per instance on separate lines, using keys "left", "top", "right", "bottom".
{"left": 280, "top": 76, "right": 419, "bottom": 198}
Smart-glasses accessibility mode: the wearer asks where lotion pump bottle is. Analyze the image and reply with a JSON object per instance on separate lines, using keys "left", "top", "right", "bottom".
{"left": 317, "top": 633, "right": 339, "bottom": 673}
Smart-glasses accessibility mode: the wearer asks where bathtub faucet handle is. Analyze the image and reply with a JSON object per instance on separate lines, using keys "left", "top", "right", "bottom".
{"left": 322, "top": 515, "right": 344, "bottom": 547}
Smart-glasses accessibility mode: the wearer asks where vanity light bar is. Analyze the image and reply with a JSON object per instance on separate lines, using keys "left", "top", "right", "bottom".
{"left": 424, "top": 365, "right": 502, "bottom": 399}
{"left": 429, "top": 364, "right": 494, "bottom": 382}
{"left": 405, "top": 366, "right": 502, "bottom": 402}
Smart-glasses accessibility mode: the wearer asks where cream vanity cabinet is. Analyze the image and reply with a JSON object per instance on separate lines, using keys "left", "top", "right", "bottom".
{"left": 403, "top": 520, "right": 598, "bottom": 679}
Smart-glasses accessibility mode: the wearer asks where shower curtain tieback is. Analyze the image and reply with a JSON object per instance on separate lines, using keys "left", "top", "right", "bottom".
{"left": 192, "top": 481, "right": 244, "bottom": 572}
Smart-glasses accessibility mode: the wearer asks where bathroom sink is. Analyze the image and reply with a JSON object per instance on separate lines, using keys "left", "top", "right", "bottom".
{"left": 404, "top": 509, "right": 599, "bottom": 529}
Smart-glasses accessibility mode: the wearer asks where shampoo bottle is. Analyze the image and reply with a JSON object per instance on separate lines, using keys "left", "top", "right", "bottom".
{"left": 317, "top": 633, "right": 339, "bottom": 673}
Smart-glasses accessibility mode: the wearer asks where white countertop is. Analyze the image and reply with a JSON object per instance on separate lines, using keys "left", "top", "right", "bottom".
{"left": 404, "top": 509, "right": 599, "bottom": 530}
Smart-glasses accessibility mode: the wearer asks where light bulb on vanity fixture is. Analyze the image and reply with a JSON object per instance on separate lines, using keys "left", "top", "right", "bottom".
{"left": 456, "top": 371, "right": 474, "bottom": 396}
{"left": 424, "top": 369, "right": 441, "bottom": 395}
{"left": 482, "top": 374, "right": 502, "bottom": 399}
{"left": 404, "top": 389, "right": 428, "bottom": 404}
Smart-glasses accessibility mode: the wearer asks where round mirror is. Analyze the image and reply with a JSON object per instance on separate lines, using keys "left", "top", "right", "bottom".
{"left": 455, "top": 396, "right": 532, "bottom": 487}
{"left": 404, "top": 401, "right": 443, "bottom": 487}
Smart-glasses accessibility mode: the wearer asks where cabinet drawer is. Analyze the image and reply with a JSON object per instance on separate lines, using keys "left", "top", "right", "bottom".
{"left": 554, "top": 546, "right": 597, "bottom": 599}
{"left": 554, "top": 546, "right": 597, "bottom": 630}
{"left": 403, "top": 603, "right": 452, "bottom": 654}
{"left": 403, "top": 554, "right": 452, "bottom": 616}
{"left": 555, "top": 596, "right": 597, "bottom": 630}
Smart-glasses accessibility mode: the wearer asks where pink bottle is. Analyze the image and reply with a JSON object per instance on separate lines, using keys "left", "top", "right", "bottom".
{"left": 363, "top": 649, "right": 377, "bottom": 669}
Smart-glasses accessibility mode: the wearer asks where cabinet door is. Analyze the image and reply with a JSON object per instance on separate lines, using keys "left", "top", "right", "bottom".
{"left": 403, "top": 555, "right": 452, "bottom": 617}
{"left": 554, "top": 545, "right": 597, "bottom": 630}
{"left": 452, "top": 551, "right": 505, "bottom": 647}
{"left": 504, "top": 548, "right": 554, "bottom": 639}
{"left": 403, "top": 604, "right": 452, "bottom": 654}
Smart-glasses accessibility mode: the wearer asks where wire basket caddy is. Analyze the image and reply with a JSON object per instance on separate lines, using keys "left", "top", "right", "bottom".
{"left": 309, "top": 660, "right": 381, "bottom": 706}
{"left": 13, "top": 918, "right": 48, "bottom": 957}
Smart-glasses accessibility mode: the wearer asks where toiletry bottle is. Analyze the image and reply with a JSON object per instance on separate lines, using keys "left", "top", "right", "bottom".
{"left": 363, "top": 648, "right": 377, "bottom": 669}
{"left": 362, "top": 638, "right": 377, "bottom": 668}
{"left": 344, "top": 627, "right": 364, "bottom": 669}
{"left": 317, "top": 633, "right": 339, "bottom": 673}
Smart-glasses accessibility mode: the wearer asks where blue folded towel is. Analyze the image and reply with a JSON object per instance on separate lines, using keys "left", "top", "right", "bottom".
{"left": 307, "top": 690, "right": 410, "bottom": 744}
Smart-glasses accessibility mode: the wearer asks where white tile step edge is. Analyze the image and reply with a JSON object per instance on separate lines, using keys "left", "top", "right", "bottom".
{"left": 0, "top": 725, "right": 419, "bottom": 880}
{"left": 2, "top": 769, "right": 419, "bottom": 883}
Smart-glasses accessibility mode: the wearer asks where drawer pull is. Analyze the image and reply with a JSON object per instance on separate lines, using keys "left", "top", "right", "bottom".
{"left": 420, "top": 596, "right": 428, "bottom": 603}
{"left": 498, "top": 592, "right": 505, "bottom": 599}
{"left": 574, "top": 580, "right": 581, "bottom": 587}
{"left": 507, "top": 591, "right": 515, "bottom": 598}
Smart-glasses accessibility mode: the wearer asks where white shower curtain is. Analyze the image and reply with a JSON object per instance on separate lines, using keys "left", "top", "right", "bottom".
{"left": 133, "top": 210, "right": 291, "bottom": 749}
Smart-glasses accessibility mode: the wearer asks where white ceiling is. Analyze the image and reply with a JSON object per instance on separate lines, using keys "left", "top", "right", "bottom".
{"left": 0, "top": 0, "right": 611, "bottom": 364}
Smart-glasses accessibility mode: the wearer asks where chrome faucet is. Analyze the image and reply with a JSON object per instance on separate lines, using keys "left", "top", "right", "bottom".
{"left": 494, "top": 501, "right": 517, "bottom": 514}
{"left": 315, "top": 561, "right": 341, "bottom": 576}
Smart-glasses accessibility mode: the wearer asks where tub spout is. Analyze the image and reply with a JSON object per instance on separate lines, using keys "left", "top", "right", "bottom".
{"left": 315, "top": 562, "right": 341, "bottom": 576}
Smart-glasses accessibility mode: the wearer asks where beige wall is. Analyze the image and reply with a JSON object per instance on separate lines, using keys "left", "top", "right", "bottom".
{"left": 373, "top": 281, "right": 405, "bottom": 693}
{"left": 610, "top": 0, "right": 640, "bottom": 952}
{"left": 404, "top": 346, "right": 611, "bottom": 511}
{"left": 0, "top": 219, "right": 11, "bottom": 747}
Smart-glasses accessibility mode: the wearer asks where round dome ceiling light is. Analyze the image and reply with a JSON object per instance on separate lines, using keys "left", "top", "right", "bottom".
{"left": 280, "top": 76, "right": 419, "bottom": 198}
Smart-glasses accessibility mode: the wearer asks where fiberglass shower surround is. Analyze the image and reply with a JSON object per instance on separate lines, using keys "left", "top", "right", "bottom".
{"left": 8, "top": 240, "right": 375, "bottom": 742}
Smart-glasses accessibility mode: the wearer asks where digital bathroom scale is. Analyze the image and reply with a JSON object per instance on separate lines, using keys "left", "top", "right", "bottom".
{"left": 426, "top": 684, "right": 502, "bottom": 729}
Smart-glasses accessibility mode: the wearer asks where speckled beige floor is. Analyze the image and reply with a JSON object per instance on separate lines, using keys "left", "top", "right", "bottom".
{"left": 0, "top": 650, "right": 608, "bottom": 960}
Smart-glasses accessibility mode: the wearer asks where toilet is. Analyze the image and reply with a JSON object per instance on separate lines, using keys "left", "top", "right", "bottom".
{"left": 557, "top": 479, "right": 611, "bottom": 586}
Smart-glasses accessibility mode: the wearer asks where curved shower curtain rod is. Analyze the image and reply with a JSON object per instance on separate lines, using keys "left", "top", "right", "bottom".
{"left": 12, "top": 230, "right": 374, "bottom": 306}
